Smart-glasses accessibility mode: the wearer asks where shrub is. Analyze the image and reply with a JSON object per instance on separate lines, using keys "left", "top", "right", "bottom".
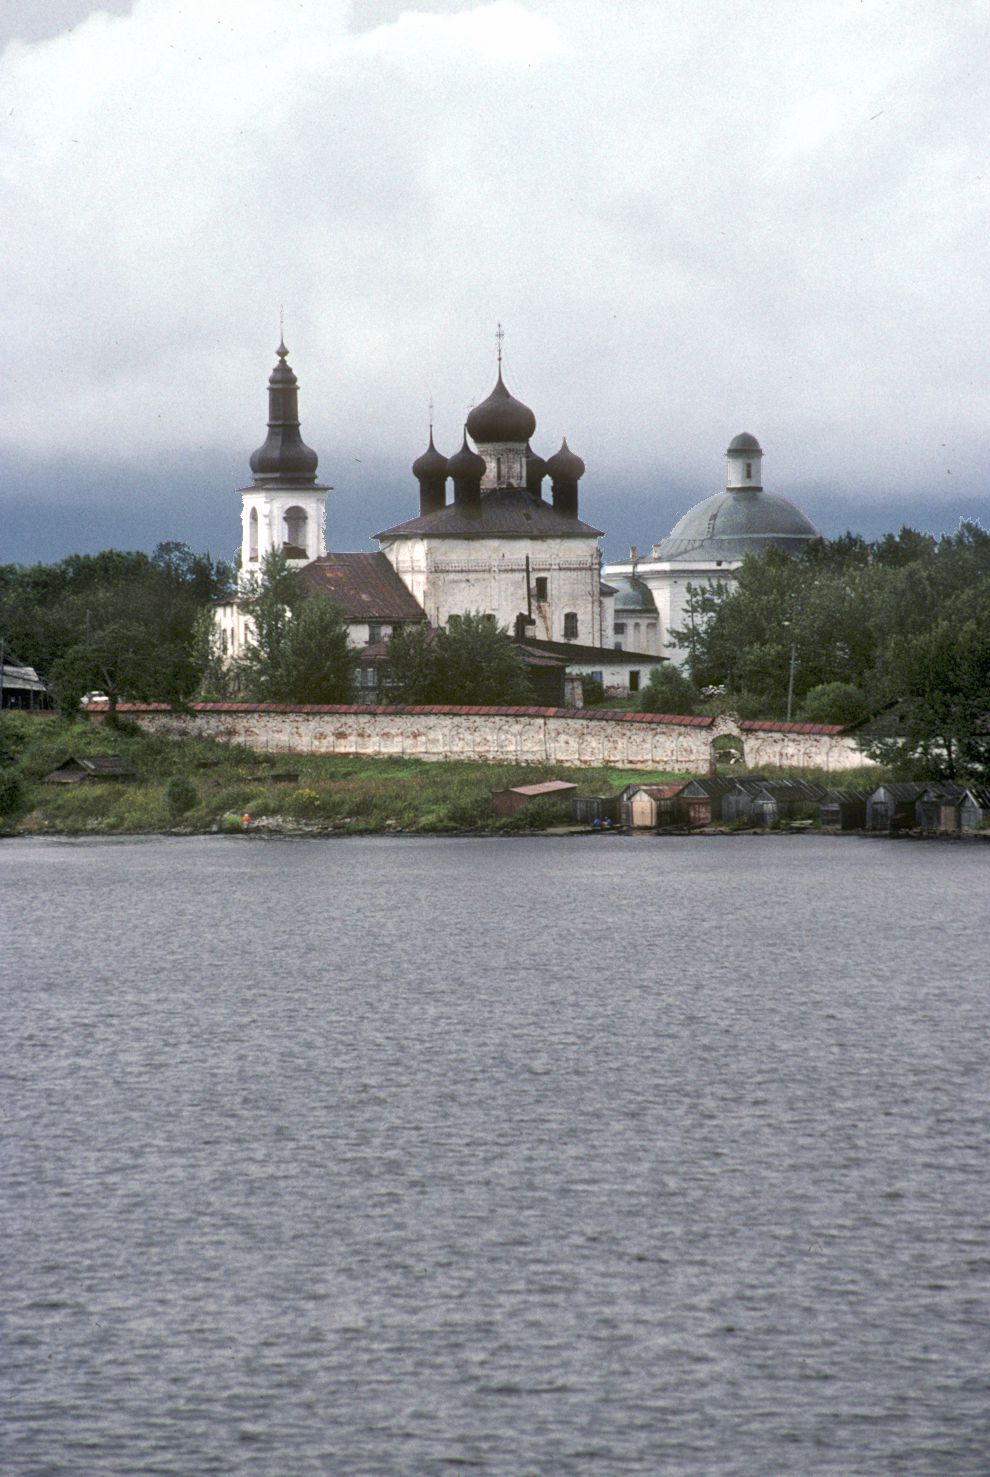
{"left": 166, "top": 773, "right": 198, "bottom": 815}
{"left": 580, "top": 675, "right": 605, "bottom": 706}
{"left": 0, "top": 772, "right": 24, "bottom": 816}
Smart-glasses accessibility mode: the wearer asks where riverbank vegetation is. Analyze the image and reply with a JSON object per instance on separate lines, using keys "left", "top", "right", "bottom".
{"left": 0, "top": 712, "right": 701, "bottom": 836}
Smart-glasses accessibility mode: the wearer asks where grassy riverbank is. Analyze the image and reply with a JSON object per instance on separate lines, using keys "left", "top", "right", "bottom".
{"left": 0, "top": 712, "right": 694, "bottom": 836}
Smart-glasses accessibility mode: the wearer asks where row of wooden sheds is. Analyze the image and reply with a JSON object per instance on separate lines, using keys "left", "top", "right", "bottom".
{"left": 602, "top": 777, "right": 990, "bottom": 833}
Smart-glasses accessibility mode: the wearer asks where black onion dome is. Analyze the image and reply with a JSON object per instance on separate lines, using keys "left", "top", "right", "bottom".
{"left": 465, "top": 370, "right": 537, "bottom": 443}
{"left": 726, "top": 431, "right": 762, "bottom": 454}
{"left": 447, "top": 431, "right": 486, "bottom": 481}
{"left": 249, "top": 341, "right": 319, "bottom": 484}
{"left": 412, "top": 430, "right": 449, "bottom": 481}
{"left": 525, "top": 441, "right": 548, "bottom": 480}
{"left": 546, "top": 437, "right": 586, "bottom": 481}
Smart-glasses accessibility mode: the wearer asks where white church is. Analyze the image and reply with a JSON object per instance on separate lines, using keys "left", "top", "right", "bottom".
{"left": 215, "top": 340, "right": 820, "bottom": 695}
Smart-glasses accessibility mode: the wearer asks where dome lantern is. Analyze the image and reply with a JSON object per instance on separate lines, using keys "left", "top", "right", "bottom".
{"left": 725, "top": 431, "right": 763, "bottom": 490}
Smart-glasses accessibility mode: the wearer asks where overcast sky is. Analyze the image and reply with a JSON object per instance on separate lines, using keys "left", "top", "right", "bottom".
{"left": 1, "top": 0, "right": 988, "bottom": 566}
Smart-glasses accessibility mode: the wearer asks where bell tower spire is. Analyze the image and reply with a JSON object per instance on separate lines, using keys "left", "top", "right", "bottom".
{"left": 239, "top": 338, "right": 330, "bottom": 579}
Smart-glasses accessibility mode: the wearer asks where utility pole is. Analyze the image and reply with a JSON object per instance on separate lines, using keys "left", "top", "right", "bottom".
{"left": 786, "top": 642, "right": 797, "bottom": 722}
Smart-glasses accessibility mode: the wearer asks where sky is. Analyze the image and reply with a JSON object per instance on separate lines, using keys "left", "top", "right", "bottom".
{"left": 1, "top": 0, "right": 988, "bottom": 568}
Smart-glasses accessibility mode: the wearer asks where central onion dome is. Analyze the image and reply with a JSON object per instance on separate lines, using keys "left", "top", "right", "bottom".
{"left": 466, "top": 370, "right": 537, "bottom": 444}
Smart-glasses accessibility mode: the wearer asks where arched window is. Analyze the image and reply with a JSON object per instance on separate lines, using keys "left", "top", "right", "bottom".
{"left": 283, "top": 506, "right": 308, "bottom": 558}
{"left": 249, "top": 507, "right": 259, "bottom": 562}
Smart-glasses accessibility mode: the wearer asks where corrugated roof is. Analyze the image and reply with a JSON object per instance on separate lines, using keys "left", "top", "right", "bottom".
{"left": 376, "top": 487, "right": 602, "bottom": 540}
{"left": 297, "top": 552, "right": 427, "bottom": 622}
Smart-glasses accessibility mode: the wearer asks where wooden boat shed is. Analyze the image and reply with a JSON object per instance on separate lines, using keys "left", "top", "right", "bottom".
{"left": 44, "top": 754, "right": 136, "bottom": 784}
{"left": 865, "top": 782, "right": 927, "bottom": 833}
{"left": 674, "top": 777, "right": 739, "bottom": 826}
{"left": 819, "top": 789, "right": 870, "bottom": 830}
{"left": 491, "top": 780, "right": 578, "bottom": 818}
{"left": 620, "top": 783, "right": 685, "bottom": 829}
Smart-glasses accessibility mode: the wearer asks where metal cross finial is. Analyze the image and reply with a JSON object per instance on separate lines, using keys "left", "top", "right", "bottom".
{"left": 496, "top": 321, "right": 504, "bottom": 369}
{"left": 277, "top": 304, "right": 287, "bottom": 357}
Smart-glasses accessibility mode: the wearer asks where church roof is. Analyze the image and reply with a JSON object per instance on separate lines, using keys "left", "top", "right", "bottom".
{"left": 376, "top": 487, "right": 602, "bottom": 540}
{"left": 608, "top": 574, "right": 658, "bottom": 613}
{"left": 297, "top": 552, "right": 426, "bottom": 622}
{"left": 655, "top": 488, "right": 818, "bottom": 562}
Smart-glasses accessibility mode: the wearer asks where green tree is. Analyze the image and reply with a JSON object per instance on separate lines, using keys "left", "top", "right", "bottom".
{"left": 383, "top": 613, "right": 531, "bottom": 705}
{"left": 639, "top": 663, "right": 698, "bottom": 715}
{"left": 796, "top": 682, "right": 872, "bottom": 727}
{"left": 268, "top": 598, "right": 357, "bottom": 704}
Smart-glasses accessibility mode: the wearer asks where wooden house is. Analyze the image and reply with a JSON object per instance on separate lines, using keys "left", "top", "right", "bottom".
{"left": 865, "top": 782, "right": 926, "bottom": 833}
{"left": 819, "top": 789, "right": 869, "bottom": 830}
{"left": 44, "top": 754, "right": 136, "bottom": 784}
{"left": 491, "top": 780, "right": 577, "bottom": 818}
{"left": 723, "top": 778, "right": 825, "bottom": 827}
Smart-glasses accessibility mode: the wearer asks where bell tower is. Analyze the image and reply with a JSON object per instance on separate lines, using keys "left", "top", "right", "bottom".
{"left": 239, "top": 341, "right": 329, "bottom": 580}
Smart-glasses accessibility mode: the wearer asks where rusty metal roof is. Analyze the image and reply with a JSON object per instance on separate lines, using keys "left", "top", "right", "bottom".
{"left": 296, "top": 553, "right": 427, "bottom": 622}
{"left": 494, "top": 781, "right": 578, "bottom": 798}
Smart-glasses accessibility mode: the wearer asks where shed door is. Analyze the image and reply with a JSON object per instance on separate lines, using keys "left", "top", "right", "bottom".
{"left": 871, "top": 803, "right": 891, "bottom": 831}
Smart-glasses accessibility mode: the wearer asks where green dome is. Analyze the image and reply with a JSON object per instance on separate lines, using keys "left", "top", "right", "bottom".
{"left": 609, "top": 574, "right": 658, "bottom": 612}
{"left": 657, "top": 488, "right": 818, "bottom": 562}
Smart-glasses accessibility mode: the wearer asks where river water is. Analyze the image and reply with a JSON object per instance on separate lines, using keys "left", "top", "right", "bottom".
{"left": 2, "top": 834, "right": 988, "bottom": 1475}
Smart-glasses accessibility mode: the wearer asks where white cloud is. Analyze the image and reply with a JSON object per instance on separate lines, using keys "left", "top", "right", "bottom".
{"left": 1, "top": 0, "right": 988, "bottom": 546}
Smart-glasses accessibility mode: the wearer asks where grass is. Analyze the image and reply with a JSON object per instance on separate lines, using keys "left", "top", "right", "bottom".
{"left": 0, "top": 712, "right": 696, "bottom": 837}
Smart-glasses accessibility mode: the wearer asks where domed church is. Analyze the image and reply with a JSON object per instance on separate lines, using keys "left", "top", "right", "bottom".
{"left": 216, "top": 339, "right": 658, "bottom": 696}
{"left": 605, "top": 433, "right": 819, "bottom": 664}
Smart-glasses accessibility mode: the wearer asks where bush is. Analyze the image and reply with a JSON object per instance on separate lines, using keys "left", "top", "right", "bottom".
{"left": 580, "top": 675, "right": 605, "bottom": 706}
{"left": 639, "top": 663, "right": 698, "bottom": 715}
{"left": 796, "top": 682, "right": 872, "bottom": 727}
{"left": 0, "top": 772, "right": 24, "bottom": 816}
{"left": 165, "top": 773, "right": 198, "bottom": 815}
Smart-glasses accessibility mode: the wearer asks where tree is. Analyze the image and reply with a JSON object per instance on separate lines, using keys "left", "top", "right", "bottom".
{"left": 267, "top": 598, "right": 357, "bottom": 704}
{"left": 796, "top": 682, "right": 872, "bottom": 727}
{"left": 638, "top": 663, "right": 698, "bottom": 715}
{"left": 383, "top": 613, "right": 531, "bottom": 705}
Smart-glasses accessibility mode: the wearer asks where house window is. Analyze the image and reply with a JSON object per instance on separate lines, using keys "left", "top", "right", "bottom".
{"left": 613, "top": 622, "right": 626, "bottom": 635}
{"left": 614, "top": 641, "right": 623, "bottom": 650}
{"left": 629, "top": 670, "right": 641, "bottom": 692}
{"left": 563, "top": 612, "right": 578, "bottom": 639}
{"left": 368, "top": 623, "right": 382, "bottom": 644}
{"left": 535, "top": 576, "right": 548, "bottom": 601}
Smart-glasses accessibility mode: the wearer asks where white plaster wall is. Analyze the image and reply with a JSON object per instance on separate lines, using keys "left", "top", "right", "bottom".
{"left": 115, "top": 705, "right": 874, "bottom": 773}
{"left": 382, "top": 535, "right": 602, "bottom": 645}
{"left": 605, "top": 558, "right": 739, "bottom": 665}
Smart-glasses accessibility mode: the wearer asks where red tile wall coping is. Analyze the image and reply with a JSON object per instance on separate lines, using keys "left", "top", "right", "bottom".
{"left": 87, "top": 702, "right": 843, "bottom": 735}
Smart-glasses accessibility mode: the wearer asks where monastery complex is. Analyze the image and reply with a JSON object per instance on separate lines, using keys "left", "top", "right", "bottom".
{"left": 215, "top": 339, "right": 821, "bottom": 696}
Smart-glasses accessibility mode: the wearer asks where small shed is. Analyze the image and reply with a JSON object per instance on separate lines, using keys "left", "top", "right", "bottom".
{"left": 916, "top": 783, "right": 965, "bottom": 834}
{"left": 674, "top": 776, "right": 739, "bottom": 826}
{"left": 936, "top": 786, "right": 990, "bottom": 834}
{"left": 491, "top": 780, "right": 578, "bottom": 818}
{"left": 620, "top": 782, "right": 684, "bottom": 829}
{"left": 865, "top": 782, "right": 926, "bottom": 833}
{"left": 44, "top": 754, "right": 136, "bottom": 785}
{"left": 820, "top": 789, "right": 869, "bottom": 831}
{"left": 572, "top": 794, "right": 622, "bottom": 826}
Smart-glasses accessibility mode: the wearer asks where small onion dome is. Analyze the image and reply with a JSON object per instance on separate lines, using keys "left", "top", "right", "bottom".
{"left": 726, "top": 431, "right": 762, "bottom": 454}
{"left": 249, "top": 341, "right": 319, "bottom": 483}
{"left": 526, "top": 440, "right": 549, "bottom": 493}
{"left": 546, "top": 437, "right": 586, "bottom": 482}
{"left": 412, "top": 430, "right": 449, "bottom": 482}
{"left": 465, "top": 370, "right": 537, "bottom": 444}
{"left": 447, "top": 431, "right": 486, "bottom": 482}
